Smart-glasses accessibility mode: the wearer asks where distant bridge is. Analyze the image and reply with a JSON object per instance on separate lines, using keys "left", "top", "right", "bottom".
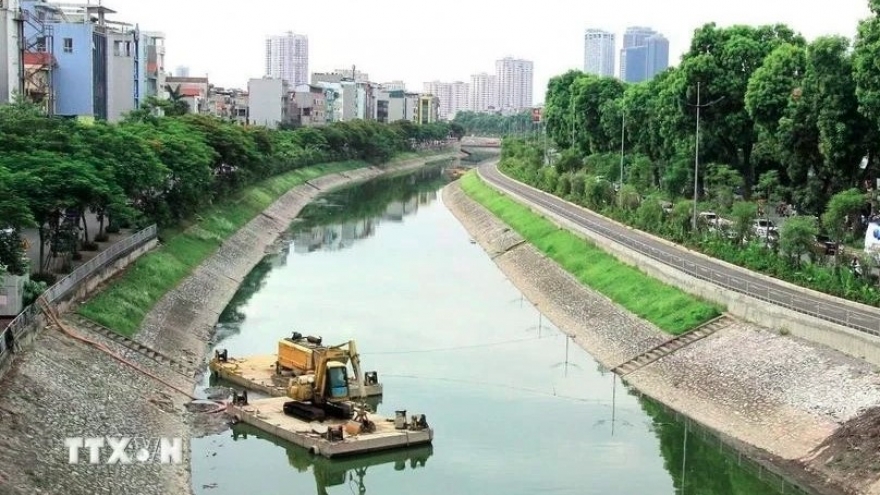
{"left": 460, "top": 137, "right": 501, "bottom": 148}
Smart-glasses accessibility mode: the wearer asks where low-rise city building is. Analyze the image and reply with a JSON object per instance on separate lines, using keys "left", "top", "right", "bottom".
{"left": 247, "top": 77, "right": 289, "bottom": 129}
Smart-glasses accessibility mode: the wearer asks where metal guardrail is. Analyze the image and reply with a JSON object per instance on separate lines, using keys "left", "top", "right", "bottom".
{"left": 481, "top": 167, "right": 880, "bottom": 339}
{"left": 0, "top": 225, "right": 158, "bottom": 362}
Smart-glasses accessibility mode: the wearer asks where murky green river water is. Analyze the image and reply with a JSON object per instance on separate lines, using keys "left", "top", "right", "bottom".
{"left": 191, "top": 163, "right": 797, "bottom": 495}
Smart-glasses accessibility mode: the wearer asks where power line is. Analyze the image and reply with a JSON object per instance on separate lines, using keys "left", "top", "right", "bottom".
{"left": 381, "top": 373, "right": 613, "bottom": 407}
{"left": 361, "top": 334, "right": 561, "bottom": 355}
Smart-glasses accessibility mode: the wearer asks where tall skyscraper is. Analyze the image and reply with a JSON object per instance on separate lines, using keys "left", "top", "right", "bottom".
{"left": 645, "top": 34, "right": 670, "bottom": 78}
{"left": 619, "top": 26, "right": 655, "bottom": 81}
{"left": 583, "top": 29, "right": 615, "bottom": 77}
{"left": 424, "top": 80, "right": 470, "bottom": 119}
{"left": 265, "top": 31, "right": 309, "bottom": 86}
{"left": 620, "top": 27, "right": 669, "bottom": 83}
{"left": 495, "top": 57, "right": 534, "bottom": 113}
{"left": 468, "top": 72, "right": 497, "bottom": 112}
{"left": 424, "top": 81, "right": 451, "bottom": 117}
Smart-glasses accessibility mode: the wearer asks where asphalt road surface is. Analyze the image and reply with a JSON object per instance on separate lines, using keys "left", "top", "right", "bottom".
{"left": 478, "top": 161, "right": 880, "bottom": 338}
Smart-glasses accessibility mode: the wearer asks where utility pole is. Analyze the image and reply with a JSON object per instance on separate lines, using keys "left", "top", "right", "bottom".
{"left": 619, "top": 109, "right": 626, "bottom": 188}
{"left": 693, "top": 82, "right": 700, "bottom": 231}
{"left": 686, "top": 82, "right": 725, "bottom": 230}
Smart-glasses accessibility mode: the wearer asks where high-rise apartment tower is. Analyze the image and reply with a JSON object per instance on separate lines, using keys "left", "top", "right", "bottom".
{"left": 265, "top": 31, "right": 308, "bottom": 86}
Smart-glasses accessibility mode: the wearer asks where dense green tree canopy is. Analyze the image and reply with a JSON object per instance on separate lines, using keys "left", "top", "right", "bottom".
{"left": 539, "top": 7, "right": 880, "bottom": 216}
{"left": 452, "top": 111, "right": 535, "bottom": 136}
{"left": 0, "top": 102, "right": 458, "bottom": 270}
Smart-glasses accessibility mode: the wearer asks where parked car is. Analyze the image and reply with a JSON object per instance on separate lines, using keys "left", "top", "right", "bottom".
{"left": 698, "top": 211, "right": 719, "bottom": 227}
{"left": 813, "top": 235, "right": 842, "bottom": 257}
{"left": 752, "top": 218, "right": 777, "bottom": 238}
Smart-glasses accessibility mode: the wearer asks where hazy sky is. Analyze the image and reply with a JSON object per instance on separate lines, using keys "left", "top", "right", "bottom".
{"left": 113, "top": 0, "right": 872, "bottom": 103}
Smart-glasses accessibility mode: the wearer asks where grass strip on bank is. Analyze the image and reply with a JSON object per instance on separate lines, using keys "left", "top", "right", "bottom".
{"left": 78, "top": 160, "right": 370, "bottom": 337}
{"left": 459, "top": 172, "right": 721, "bottom": 335}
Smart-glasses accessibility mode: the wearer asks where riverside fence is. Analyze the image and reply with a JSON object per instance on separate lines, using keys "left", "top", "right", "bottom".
{"left": 0, "top": 225, "right": 158, "bottom": 372}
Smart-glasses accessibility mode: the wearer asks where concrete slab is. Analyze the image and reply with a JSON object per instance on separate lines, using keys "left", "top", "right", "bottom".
{"left": 209, "top": 354, "right": 383, "bottom": 398}
{"left": 228, "top": 397, "right": 433, "bottom": 458}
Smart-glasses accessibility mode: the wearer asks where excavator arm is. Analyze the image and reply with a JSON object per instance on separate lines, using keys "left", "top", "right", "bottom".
{"left": 346, "top": 340, "right": 367, "bottom": 401}
{"left": 312, "top": 348, "right": 328, "bottom": 405}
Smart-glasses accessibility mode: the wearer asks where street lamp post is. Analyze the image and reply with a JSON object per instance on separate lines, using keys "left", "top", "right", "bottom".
{"left": 692, "top": 82, "right": 701, "bottom": 230}
{"left": 686, "top": 82, "right": 725, "bottom": 230}
{"left": 619, "top": 109, "right": 626, "bottom": 188}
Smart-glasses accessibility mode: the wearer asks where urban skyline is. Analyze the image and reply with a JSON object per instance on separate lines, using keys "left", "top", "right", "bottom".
{"left": 1, "top": 0, "right": 869, "bottom": 117}
{"left": 97, "top": 0, "right": 870, "bottom": 105}
{"left": 422, "top": 56, "right": 535, "bottom": 119}
{"left": 583, "top": 26, "right": 669, "bottom": 83}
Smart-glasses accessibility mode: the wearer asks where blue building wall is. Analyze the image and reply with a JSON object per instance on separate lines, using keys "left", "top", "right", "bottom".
{"left": 623, "top": 37, "right": 669, "bottom": 83}
{"left": 646, "top": 37, "right": 670, "bottom": 79}
{"left": 624, "top": 46, "right": 648, "bottom": 83}
{"left": 52, "top": 23, "right": 94, "bottom": 117}
{"left": 20, "top": 1, "right": 95, "bottom": 117}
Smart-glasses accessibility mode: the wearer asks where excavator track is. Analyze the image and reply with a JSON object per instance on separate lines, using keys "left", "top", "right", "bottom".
{"left": 283, "top": 401, "right": 327, "bottom": 422}
{"left": 282, "top": 400, "right": 354, "bottom": 422}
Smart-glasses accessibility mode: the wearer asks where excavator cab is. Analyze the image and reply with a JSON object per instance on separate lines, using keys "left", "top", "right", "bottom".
{"left": 282, "top": 358, "right": 356, "bottom": 421}
{"left": 325, "top": 362, "right": 349, "bottom": 399}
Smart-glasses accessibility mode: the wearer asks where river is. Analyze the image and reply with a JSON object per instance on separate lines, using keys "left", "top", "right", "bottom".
{"left": 191, "top": 162, "right": 795, "bottom": 495}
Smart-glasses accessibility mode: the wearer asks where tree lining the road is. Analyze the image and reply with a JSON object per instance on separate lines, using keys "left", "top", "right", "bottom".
{"left": 0, "top": 102, "right": 460, "bottom": 275}
{"left": 542, "top": 15, "right": 880, "bottom": 219}
{"left": 496, "top": 5, "right": 880, "bottom": 306}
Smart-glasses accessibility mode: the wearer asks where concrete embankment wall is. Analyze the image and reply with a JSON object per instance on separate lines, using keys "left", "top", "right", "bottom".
{"left": 478, "top": 168, "right": 880, "bottom": 368}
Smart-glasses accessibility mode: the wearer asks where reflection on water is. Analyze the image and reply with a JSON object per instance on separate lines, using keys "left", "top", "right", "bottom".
{"left": 229, "top": 423, "right": 432, "bottom": 495}
{"left": 192, "top": 163, "right": 808, "bottom": 495}
{"left": 291, "top": 164, "right": 448, "bottom": 254}
{"left": 639, "top": 395, "right": 806, "bottom": 495}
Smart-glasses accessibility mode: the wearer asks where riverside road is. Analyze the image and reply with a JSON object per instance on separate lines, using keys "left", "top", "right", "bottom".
{"left": 478, "top": 161, "right": 880, "bottom": 338}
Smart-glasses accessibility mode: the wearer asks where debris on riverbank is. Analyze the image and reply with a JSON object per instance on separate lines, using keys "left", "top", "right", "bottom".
{"left": 442, "top": 180, "right": 880, "bottom": 495}
{"left": 806, "top": 407, "right": 880, "bottom": 493}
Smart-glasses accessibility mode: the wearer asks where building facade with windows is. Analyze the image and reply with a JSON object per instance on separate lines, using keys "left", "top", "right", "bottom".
{"left": 495, "top": 57, "right": 533, "bottom": 113}
{"left": 619, "top": 27, "right": 669, "bottom": 83}
{"left": 416, "top": 94, "right": 439, "bottom": 124}
{"left": 16, "top": 0, "right": 165, "bottom": 120}
{"left": 423, "top": 80, "right": 469, "bottom": 120}
{"left": 584, "top": 28, "right": 615, "bottom": 77}
{"left": 468, "top": 72, "right": 496, "bottom": 113}
{"left": 265, "top": 31, "right": 308, "bottom": 86}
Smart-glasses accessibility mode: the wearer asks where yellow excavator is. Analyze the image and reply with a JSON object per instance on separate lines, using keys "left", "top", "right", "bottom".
{"left": 281, "top": 339, "right": 374, "bottom": 423}
{"left": 277, "top": 333, "right": 382, "bottom": 396}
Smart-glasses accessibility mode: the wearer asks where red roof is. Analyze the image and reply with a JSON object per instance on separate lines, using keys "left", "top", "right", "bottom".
{"left": 23, "top": 51, "right": 56, "bottom": 66}
{"left": 179, "top": 87, "right": 202, "bottom": 97}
